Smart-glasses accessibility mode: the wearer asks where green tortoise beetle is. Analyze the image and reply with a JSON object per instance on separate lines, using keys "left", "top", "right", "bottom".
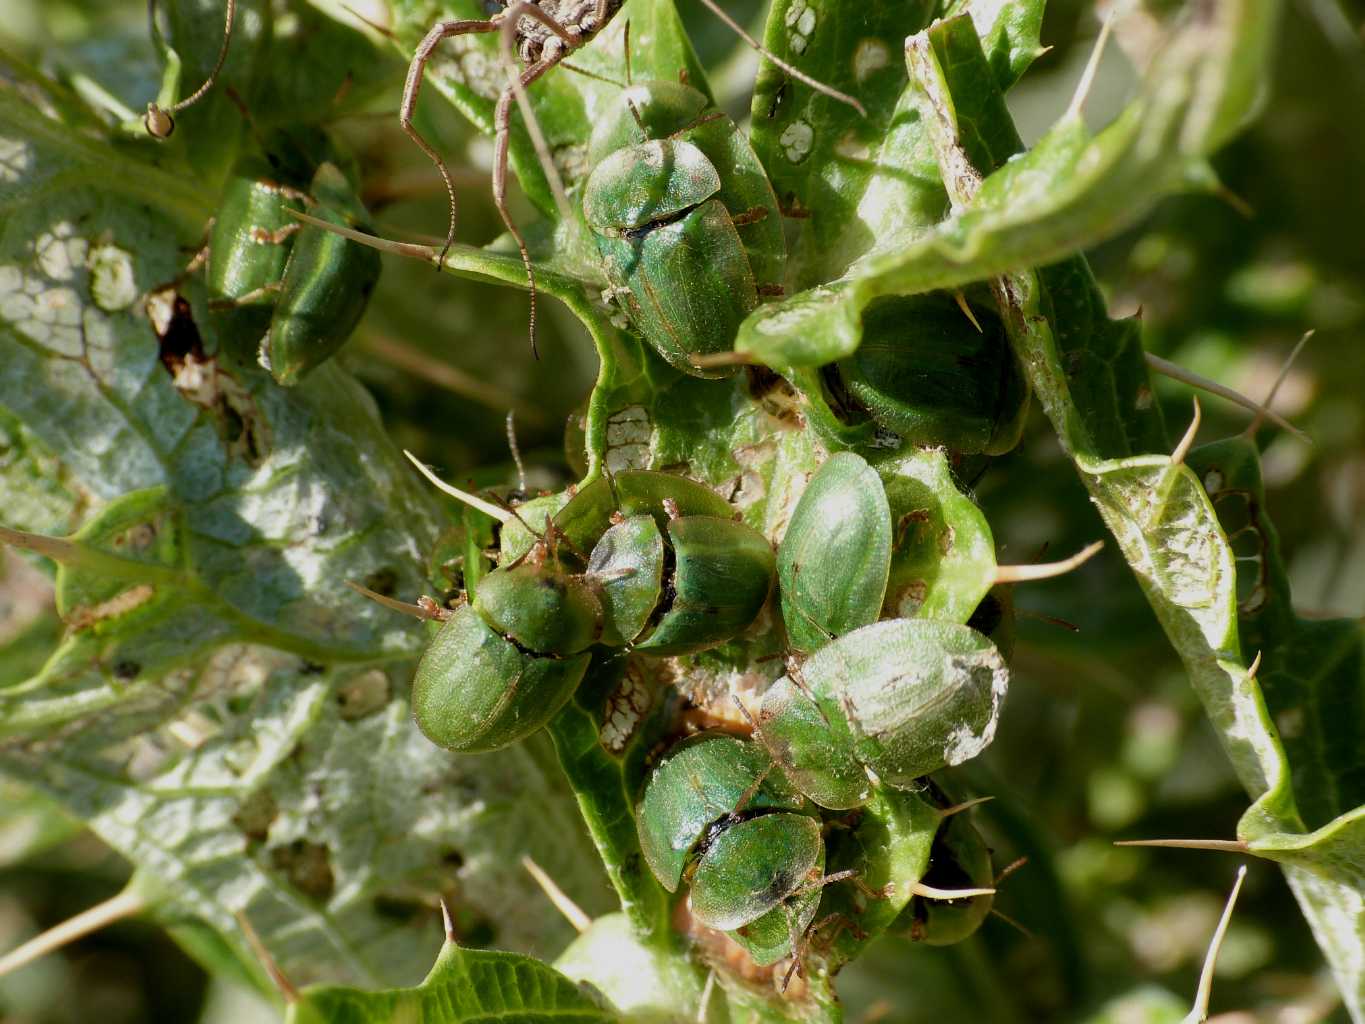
{"left": 637, "top": 731, "right": 853, "bottom": 967}
{"left": 205, "top": 153, "right": 381, "bottom": 385}
{"left": 263, "top": 162, "right": 383, "bottom": 385}
{"left": 777, "top": 451, "right": 892, "bottom": 655}
{"left": 752, "top": 618, "right": 1010, "bottom": 810}
{"left": 408, "top": 457, "right": 777, "bottom": 657}
{"left": 582, "top": 80, "right": 786, "bottom": 378}
{"left": 401, "top": 536, "right": 599, "bottom": 754}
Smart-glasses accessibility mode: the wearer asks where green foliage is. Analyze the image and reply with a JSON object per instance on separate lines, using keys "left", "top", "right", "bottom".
{"left": 2, "top": 0, "right": 1362, "bottom": 1021}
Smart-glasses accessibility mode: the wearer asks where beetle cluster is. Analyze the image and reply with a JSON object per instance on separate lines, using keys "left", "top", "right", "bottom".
{"left": 406, "top": 466, "right": 776, "bottom": 752}
{"left": 205, "top": 143, "right": 381, "bottom": 385}
{"left": 396, "top": 447, "right": 1012, "bottom": 977}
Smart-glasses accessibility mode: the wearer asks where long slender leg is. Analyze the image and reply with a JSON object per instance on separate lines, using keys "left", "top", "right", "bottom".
{"left": 492, "top": 59, "right": 556, "bottom": 358}
{"left": 145, "top": 0, "right": 237, "bottom": 137}
{"left": 497, "top": 2, "right": 580, "bottom": 220}
{"left": 400, "top": 19, "right": 500, "bottom": 262}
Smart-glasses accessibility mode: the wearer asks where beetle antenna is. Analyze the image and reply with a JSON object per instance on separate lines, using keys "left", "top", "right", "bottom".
{"left": 988, "top": 906, "right": 1034, "bottom": 939}
{"left": 1183, "top": 866, "right": 1248, "bottom": 1023}
{"left": 339, "top": 3, "right": 396, "bottom": 41}
{"left": 344, "top": 580, "right": 451, "bottom": 621}
{"left": 780, "top": 902, "right": 805, "bottom": 992}
{"left": 144, "top": 0, "right": 235, "bottom": 138}
{"left": 691, "top": 0, "right": 866, "bottom": 117}
{"left": 625, "top": 97, "right": 649, "bottom": 138}
{"left": 522, "top": 856, "right": 591, "bottom": 933}
{"left": 787, "top": 563, "right": 838, "bottom": 644}
{"left": 623, "top": 20, "right": 633, "bottom": 87}
{"left": 0, "top": 886, "right": 145, "bottom": 978}
{"left": 235, "top": 911, "right": 298, "bottom": 1004}
{"left": 404, "top": 451, "right": 514, "bottom": 524}
{"left": 666, "top": 110, "right": 727, "bottom": 141}
{"left": 993, "top": 540, "right": 1104, "bottom": 585}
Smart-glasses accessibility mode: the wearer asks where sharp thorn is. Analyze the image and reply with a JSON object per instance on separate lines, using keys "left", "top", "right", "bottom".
{"left": 1114, "top": 838, "right": 1250, "bottom": 853}
{"left": 439, "top": 898, "right": 458, "bottom": 943}
{"left": 1146, "top": 353, "right": 1309, "bottom": 442}
{"left": 344, "top": 580, "right": 448, "bottom": 620}
{"left": 0, "top": 888, "right": 144, "bottom": 978}
{"left": 994, "top": 541, "right": 1104, "bottom": 585}
{"left": 1183, "top": 866, "right": 1248, "bottom": 1024}
{"left": 403, "top": 451, "right": 513, "bottom": 523}
{"left": 911, "top": 881, "right": 995, "bottom": 900}
{"left": 1171, "top": 397, "right": 1202, "bottom": 466}
{"left": 521, "top": 856, "right": 591, "bottom": 933}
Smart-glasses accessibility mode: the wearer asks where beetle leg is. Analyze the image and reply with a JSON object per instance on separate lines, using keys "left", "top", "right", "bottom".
{"left": 399, "top": 17, "right": 500, "bottom": 263}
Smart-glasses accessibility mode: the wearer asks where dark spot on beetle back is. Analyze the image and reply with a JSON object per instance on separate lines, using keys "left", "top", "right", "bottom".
{"left": 113, "top": 660, "right": 141, "bottom": 680}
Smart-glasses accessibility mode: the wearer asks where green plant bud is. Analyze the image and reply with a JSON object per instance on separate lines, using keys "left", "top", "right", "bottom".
{"left": 778, "top": 452, "right": 892, "bottom": 653}
{"left": 411, "top": 605, "right": 590, "bottom": 753}
{"left": 474, "top": 561, "right": 603, "bottom": 656}
{"left": 636, "top": 732, "right": 805, "bottom": 894}
{"left": 633, "top": 515, "right": 776, "bottom": 655}
{"left": 586, "top": 514, "right": 666, "bottom": 646}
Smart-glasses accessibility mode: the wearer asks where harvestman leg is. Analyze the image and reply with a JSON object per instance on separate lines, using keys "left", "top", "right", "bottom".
{"left": 491, "top": 57, "right": 558, "bottom": 358}
{"left": 399, "top": 18, "right": 500, "bottom": 262}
